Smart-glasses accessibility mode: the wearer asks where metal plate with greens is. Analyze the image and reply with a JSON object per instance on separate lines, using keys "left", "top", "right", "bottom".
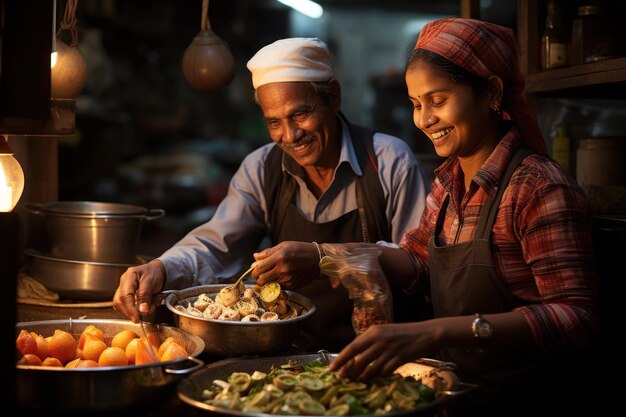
{"left": 177, "top": 353, "right": 474, "bottom": 416}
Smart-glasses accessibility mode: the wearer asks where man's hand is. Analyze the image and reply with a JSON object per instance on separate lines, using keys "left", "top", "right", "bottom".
{"left": 112, "top": 260, "right": 166, "bottom": 323}
{"left": 252, "top": 241, "right": 322, "bottom": 288}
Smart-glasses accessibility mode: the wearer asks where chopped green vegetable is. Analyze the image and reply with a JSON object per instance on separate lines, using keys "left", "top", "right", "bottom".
{"left": 418, "top": 383, "right": 435, "bottom": 400}
{"left": 201, "top": 359, "right": 445, "bottom": 415}
{"left": 228, "top": 372, "right": 252, "bottom": 393}
{"left": 273, "top": 374, "right": 298, "bottom": 391}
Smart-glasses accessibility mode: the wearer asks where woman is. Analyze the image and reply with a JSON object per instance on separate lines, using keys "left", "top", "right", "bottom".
{"left": 328, "top": 18, "right": 599, "bottom": 414}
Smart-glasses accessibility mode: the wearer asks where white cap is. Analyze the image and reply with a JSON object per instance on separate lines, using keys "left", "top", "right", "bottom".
{"left": 246, "top": 37, "right": 335, "bottom": 89}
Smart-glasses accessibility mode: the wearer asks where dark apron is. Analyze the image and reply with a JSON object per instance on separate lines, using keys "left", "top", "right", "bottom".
{"left": 428, "top": 147, "right": 536, "bottom": 406}
{"left": 275, "top": 201, "right": 361, "bottom": 351}
{"left": 264, "top": 119, "right": 391, "bottom": 351}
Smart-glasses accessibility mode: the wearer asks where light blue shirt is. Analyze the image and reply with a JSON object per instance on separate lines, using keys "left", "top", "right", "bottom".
{"left": 160, "top": 118, "right": 430, "bottom": 288}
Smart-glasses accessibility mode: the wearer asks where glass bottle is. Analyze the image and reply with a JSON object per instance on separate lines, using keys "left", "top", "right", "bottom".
{"left": 541, "top": 0, "right": 568, "bottom": 70}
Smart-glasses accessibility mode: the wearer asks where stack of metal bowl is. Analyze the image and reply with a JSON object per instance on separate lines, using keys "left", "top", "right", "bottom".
{"left": 24, "top": 201, "right": 164, "bottom": 301}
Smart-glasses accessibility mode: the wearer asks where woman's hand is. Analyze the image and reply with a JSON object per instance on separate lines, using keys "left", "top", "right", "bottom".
{"left": 252, "top": 241, "right": 321, "bottom": 289}
{"left": 112, "top": 259, "right": 166, "bottom": 323}
{"left": 329, "top": 320, "right": 447, "bottom": 381}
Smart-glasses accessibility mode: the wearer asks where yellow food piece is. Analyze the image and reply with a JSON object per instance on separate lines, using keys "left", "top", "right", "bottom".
{"left": 260, "top": 282, "right": 281, "bottom": 303}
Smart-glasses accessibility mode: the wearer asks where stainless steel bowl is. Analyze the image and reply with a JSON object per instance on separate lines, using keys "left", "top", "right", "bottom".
{"left": 164, "top": 285, "right": 316, "bottom": 357}
{"left": 24, "top": 249, "right": 152, "bottom": 301}
{"left": 25, "top": 201, "right": 164, "bottom": 264}
{"left": 16, "top": 318, "right": 205, "bottom": 411}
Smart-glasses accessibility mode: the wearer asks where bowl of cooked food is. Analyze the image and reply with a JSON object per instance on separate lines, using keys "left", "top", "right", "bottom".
{"left": 15, "top": 318, "right": 204, "bottom": 411}
{"left": 164, "top": 284, "right": 316, "bottom": 357}
{"left": 176, "top": 351, "right": 476, "bottom": 416}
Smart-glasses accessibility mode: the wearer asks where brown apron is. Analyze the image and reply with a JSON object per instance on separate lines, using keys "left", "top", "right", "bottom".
{"left": 428, "top": 147, "right": 536, "bottom": 407}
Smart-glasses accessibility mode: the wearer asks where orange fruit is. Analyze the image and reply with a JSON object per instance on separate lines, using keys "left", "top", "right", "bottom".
{"left": 146, "top": 331, "right": 160, "bottom": 348}
{"left": 16, "top": 330, "right": 38, "bottom": 356}
{"left": 42, "top": 357, "right": 63, "bottom": 367}
{"left": 48, "top": 329, "right": 78, "bottom": 364}
{"left": 32, "top": 333, "right": 50, "bottom": 361}
{"left": 77, "top": 359, "right": 99, "bottom": 368}
{"left": 98, "top": 347, "right": 128, "bottom": 367}
{"left": 19, "top": 353, "right": 43, "bottom": 366}
{"left": 135, "top": 337, "right": 159, "bottom": 365}
{"left": 125, "top": 338, "right": 139, "bottom": 364}
{"left": 65, "top": 358, "right": 82, "bottom": 368}
{"left": 160, "top": 341, "right": 188, "bottom": 362}
{"left": 78, "top": 324, "right": 105, "bottom": 349}
{"left": 82, "top": 333, "right": 107, "bottom": 362}
{"left": 111, "top": 329, "right": 138, "bottom": 351}
{"left": 156, "top": 337, "right": 179, "bottom": 358}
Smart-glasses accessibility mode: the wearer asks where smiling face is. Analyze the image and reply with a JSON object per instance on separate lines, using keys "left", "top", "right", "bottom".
{"left": 257, "top": 81, "right": 341, "bottom": 170}
{"left": 405, "top": 60, "right": 496, "bottom": 159}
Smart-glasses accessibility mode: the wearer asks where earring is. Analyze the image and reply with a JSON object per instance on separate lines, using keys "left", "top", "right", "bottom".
{"left": 491, "top": 101, "right": 502, "bottom": 117}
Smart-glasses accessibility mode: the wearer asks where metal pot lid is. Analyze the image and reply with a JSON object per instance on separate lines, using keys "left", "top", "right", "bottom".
{"left": 40, "top": 201, "right": 147, "bottom": 216}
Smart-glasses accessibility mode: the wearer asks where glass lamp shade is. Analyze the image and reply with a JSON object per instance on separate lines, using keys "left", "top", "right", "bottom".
{"left": 0, "top": 139, "right": 25, "bottom": 212}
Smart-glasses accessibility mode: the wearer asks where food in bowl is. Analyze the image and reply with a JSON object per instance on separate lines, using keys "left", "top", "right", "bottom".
{"left": 164, "top": 285, "right": 316, "bottom": 356}
{"left": 197, "top": 358, "right": 458, "bottom": 415}
{"left": 15, "top": 319, "right": 205, "bottom": 411}
{"left": 16, "top": 323, "right": 190, "bottom": 367}
{"left": 174, "top": 283, "right": 301, "bottom": 322}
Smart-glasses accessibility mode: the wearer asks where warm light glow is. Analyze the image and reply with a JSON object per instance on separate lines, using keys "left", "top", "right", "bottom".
{"left": 0, "top": 137, "right": 25, "bottom": 212}
{"left": 0, "top": 164, "right": 13, "bottom": 212}
{"left": 52, "top": 0, "right": 57, "bottom": 68}
{"left": 276, "top": 0, "right": 324, "bottom": 19}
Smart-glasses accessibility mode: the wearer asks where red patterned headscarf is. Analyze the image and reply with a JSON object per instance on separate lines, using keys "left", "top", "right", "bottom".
{"left": 413, "top": 18, "right": 547, "bottom": 154}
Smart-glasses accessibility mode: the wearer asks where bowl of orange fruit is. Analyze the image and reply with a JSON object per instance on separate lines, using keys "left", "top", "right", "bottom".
{"left": 15, "top": 318, "right": 205, "bottom": 411}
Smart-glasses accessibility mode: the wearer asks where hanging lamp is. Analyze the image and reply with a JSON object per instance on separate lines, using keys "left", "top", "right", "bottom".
{"left": 0, "top": 136, "right": 25, "bottom": 213}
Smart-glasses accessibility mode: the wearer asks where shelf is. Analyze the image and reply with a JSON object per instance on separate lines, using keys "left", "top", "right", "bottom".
{"left": 0, "top": 99, "right": 76, "bottom": 136}
{"left": 525, "top": 57, "right": 626, "bottom": 93}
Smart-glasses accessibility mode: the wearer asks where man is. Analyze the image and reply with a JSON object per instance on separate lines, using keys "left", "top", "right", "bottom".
{"left": 113, "top": 38, "right": 429, "bottom": 349}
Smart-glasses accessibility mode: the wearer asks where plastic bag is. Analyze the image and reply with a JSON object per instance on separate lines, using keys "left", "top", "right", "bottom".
{"left": 319, "top": 244, "right": 393, "bottom": 335}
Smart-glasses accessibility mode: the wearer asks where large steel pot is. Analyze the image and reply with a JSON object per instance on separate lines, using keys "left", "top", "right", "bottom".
{"left": 164, "top": 285, "right": 316, "bottom": 357}
{"left": 24, "top": 249, "right": 152, "bottom": 301}
{"left": 25, "top": 201, "right": 165, "bottom": 263}
{"left": 16, "top": 318, "right": 205, "bottom": 411}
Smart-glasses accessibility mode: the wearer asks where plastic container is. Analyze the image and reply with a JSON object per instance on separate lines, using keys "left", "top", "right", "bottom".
{"left": 576, "top": 138, "right": 626, "bottom": 187}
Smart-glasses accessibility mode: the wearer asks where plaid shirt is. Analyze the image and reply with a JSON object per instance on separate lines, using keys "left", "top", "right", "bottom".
{"left": 400, "top": 127, "right": 600, "bottom": 356}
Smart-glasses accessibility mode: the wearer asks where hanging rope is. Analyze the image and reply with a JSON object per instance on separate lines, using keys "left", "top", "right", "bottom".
{"left": 201, "top": 0, "right": 212, "bottom": 31}
{"left": 57, "top": 0, "right": 80, "bottom": 46}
